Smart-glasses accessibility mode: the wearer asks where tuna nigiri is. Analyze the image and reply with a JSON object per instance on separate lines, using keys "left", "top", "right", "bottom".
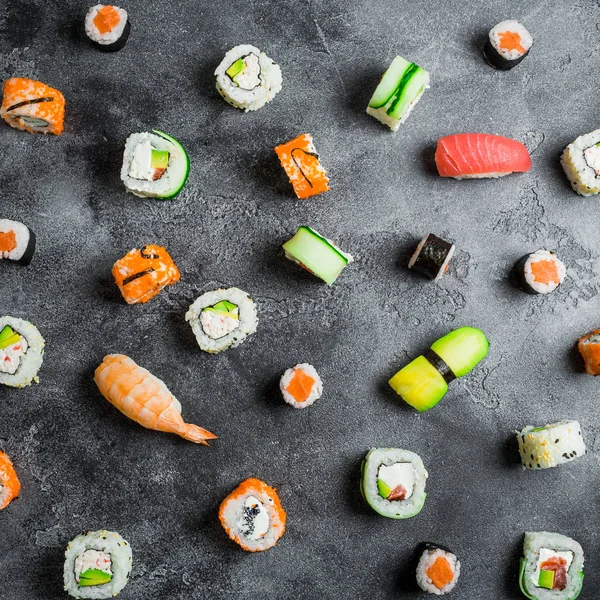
{"left": 435, "top": 133, "right": 532, "bottom": 179}
{"left": 94, "top": 354, "right": 217, "bottom": 444}
{"left": 0, "top": 451, "right": 21, "bottom": 510}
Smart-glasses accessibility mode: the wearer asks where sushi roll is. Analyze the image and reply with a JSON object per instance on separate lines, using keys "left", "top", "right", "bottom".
{"left": 63, "top": 530, "right": 132, "bottom": 599}
{"left": 0, "top": 77, "right": 65, "bottom": 135}
{"left": 215, "top": 44, "right": 282, "bottom": 112}
{"left": 388, "top": 327, "right": 489, "bottom": 412}
{"left": 416, "top": 543, "right": 461, "bottom": 595}
{"left": 408, "top": 233, "right": 455, "bottom": 281}
{"left": 561, "top": 129, "right": 600, "bottom": 196}
{"left": 112, "top": 244, "right": 180, "bottom": 304}
{"left": 0, "top": 219, "right": 36, "bottom": 265}
{"left": 0, "top": 451, "right": 21, "bottom": 510}
{"left": 120, "top": 130, "right": 189, "bottom": 199}
{"left": 517, "top": 421, "right": 585, "bottom": 471}
{"left": 84, "top": 5, "right": 130, "bottom": 52}
{"left": 283, "top": 226, "right": 353, "bottom": 285}
{"left": 0, "top": 317, "right": 44, "bottom": 388}
{"left": 519, "top": 532, "right": 584, "bottom": 599}
{"left": 185, "top": 287, "right": 258, "bottom": 354}
{"left": 435, "top": 133, "right": 532, "bottom": 178}
{"left": 274, "top": 134, "right": 330, "bottom": 199}
{"left": 218, "top": 478, "right": 286, "bottom": 552}
{"left": 367, "top": 55, "right": 429, "bottom": 132}
{"left": 360, "top": 448, "right": 428, "bottom": 519}
{"left": 577, "top": 328, "right": 600, "bottom": 375}
{"left": 280, "top": 363, "right": 323, "bottom": 409}
{"left": 483, "top": 20, "right": 533, "bottom": 70}
{"left": 513, "top": 250, "right": 566, "bottom": 295}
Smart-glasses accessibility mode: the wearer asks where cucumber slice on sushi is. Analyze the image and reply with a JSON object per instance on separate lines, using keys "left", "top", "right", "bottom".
{"left": 120, "top": 130, "right": 190, "bottom": 198}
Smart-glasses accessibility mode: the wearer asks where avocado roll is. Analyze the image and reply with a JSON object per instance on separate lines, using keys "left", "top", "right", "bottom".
{"left": 513, "top": 250, "right": 566, "bottom": 295}
{"left": 416, "top": 543, "right": 461, "bottom": 595}
{"left": 367, "top": 55, "right": 429, "bottom": 131}
{"left": 517, "top": 421, "right": 585, "bottom": 471}
{"left": 0, "top": 219, "right": 35, "bottom": 265}
{"left": 484, "top": 20, "right": 533, "bottom": 70}
{"left": 0, "top": 317, "right": 44, "bottom": 388}
{"left": 520, "top": 532, "right": 584, "bottom": 600}
{"left": 561, "top": 129, "right": 600, "bottom": 196}
{"left": 64, "top": 530, "right": 132, "bottom": 599}
{"left": 388, "top": 327, "right": 489, "bottom": 412}
{"left": 360, "top": 448, "right": 428, "bottom": 519}
{"left": 280, "top": 363, "right": 323, "bottom": 409}
{"left": 185, "top": 287, "right": 258, "bottom": 354}
{"left": 283, "top": 226, "right": 353, "bottom": 285}
{"left": 215, "top": 45, "right": 282, "bottom": 112}
{"left": 408, "top": 233, "right": 454, "bottom": 281}
{"left": 84, "top": 5, "right": 130, "bottom": 52}
{"left": 120, "top": 130, "right": 189, "bottom": 199}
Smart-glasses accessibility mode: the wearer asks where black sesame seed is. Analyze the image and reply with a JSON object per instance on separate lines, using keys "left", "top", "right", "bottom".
{"left": 537, "top": 463, "right": 541, "bottom": 468}
{"left": 531, "top": 454, "right": 534, "bottom": 460}
{"left": 555, "top": 439, "right": 560, "bottom": 444}
{"left": 563, "top": 453, "right": 569, "bottom": 459}
{"left": 573, "top": 450, "right": 577, "bottom": 456}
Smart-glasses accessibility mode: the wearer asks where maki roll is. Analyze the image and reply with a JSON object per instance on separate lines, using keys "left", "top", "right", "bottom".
{"left": 484, "top": 20, "right": 533, "bottom": 70}
{"left": 215, "top": 45, "right": 282, "bottom": 112}
{"left": 561, "top": 129, "right": 600, "bottom": 196}
{"left": 408, "top": 233, "right": 454, "bottom": 281}
{"left": 280, "top": 363, "right": 323, "bottom": 409}
{"left": 416, "top": 543, "right": 461, "bottom": 595}
{"left": 388, "top": 327, "right": 489, "bottom": 412}
{"left": 283, "top": 226, "right": 353, "bottom": 285}
{"left": 64, "top": 530, "right": 132, "bottom": 599}
{"left": 577, "top": 328, "right": 600, "bottom": 375}
{"left": 219, "top": 478, "right": 286, "bottom": 552}
{"left": 360, "top": 448, "right": 428, "bottom": 519}
{"left": 274, "top": 134, "right": 330, "bottom": 199}
{"left": 0, "top": 219, "right": 36, "bottom": 265}
{"left": 112, "top": 244, "right": 180, "bottom": 304}
{"left": 0, "top": 317, "right": 44, "bottom": 388}
{"left": 0, "top": 451, "right": 21, "bottom": 510}
{"left": 84, "top": 5, "right": 130, "bottom": 52}
{"left": 120, "top": 130, "right": 189, "bottom": 198}
{"left": 513, "top": 250, "right": 566, "bottom": 295}
{"left": 520, "top": 532, "right": 584, "bottom": 599}
{"left": 517, "top": 421, "right": 585, "bottom": 470}
{"left": 0, "top": 77, "right": 65, "bottom": 135}
{"left": 185, "top": 288, "right": 258, "bottom": 354}
{"left": 366, "top": 55, "right": 429, "bottom": 132}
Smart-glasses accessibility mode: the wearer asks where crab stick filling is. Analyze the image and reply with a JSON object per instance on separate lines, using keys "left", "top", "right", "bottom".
{"left": 201, "top": 301, "right": 239, "bottom": 339}
{"left": 377, "top": 462, "right": 415, "bottom": 501}
{"left": 0, "top": 326, "right": 27, "bottom": 375}
{"left": 128, "top": 140, "right": 170, "bottom": 182}
{"left": 226, "top": 53, "right": 261, "bottom": 90}
{"left": 584, "top": 143, "right": 600, "bottom": 175}
{"left": 285, "top": 368, "right": 316, "bottom": 403}
{"left": 74, "top": 549, "right": 113, "bottom": 587}
{"left": 426, "top": 556, "right": 455, "bottom": 590}
{"left": 237, "top": 496, "right": 269, "bottom": 541}
{"left": 534, "top": 549, "right": 573, "bottom": 591}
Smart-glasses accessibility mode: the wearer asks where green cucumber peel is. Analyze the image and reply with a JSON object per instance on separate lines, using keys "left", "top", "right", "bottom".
{"left": 519, "top": 559, "right": 536, "bottom": 600}
{"left": 152, "top": 130, "right": 190, "bottom": 199}
{"left": 298, "top": 226, "right": 349, "bottom": 265}
{"left": 386, "top": 63, "right": 420, "bottom": 115}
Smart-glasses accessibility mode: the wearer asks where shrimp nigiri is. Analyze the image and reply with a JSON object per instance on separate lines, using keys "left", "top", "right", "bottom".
{"left": 94, "top": 354, "right": 217, "bottom": 445}
{"left": 0, "top": 450, "right": 21, "bottom": 510}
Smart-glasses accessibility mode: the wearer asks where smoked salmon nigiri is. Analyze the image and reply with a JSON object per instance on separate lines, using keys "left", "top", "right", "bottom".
{"left": 0, "top": 451, "right": 21, "bottom": 510}
{"left": 94, "top": 354, "right": 217, "bottom": 445}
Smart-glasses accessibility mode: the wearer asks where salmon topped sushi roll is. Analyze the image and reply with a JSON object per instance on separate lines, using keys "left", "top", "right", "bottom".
{"left": 577, "top": 329, "right": 600, "bottom": 375}
{"left": 219, "top": 478, "right": 286, "bottom": 552}
{"left": 112, "top": 244, "right": 180, "bottom": 304}
{"left": 0, "top": 78, "right": 65, "bottom": 135}
{"left": 280, "top": 363, "right": 323, "bottom": 409}
{"left": 0, "top": 451, "right": 21, "bottom": 510}
{"left": 85, "top": 5, "right": 130, "bottom": 52}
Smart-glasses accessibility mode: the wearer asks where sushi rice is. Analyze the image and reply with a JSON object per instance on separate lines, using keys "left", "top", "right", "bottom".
{"left": 0, "top": 316, "right": 44, "bottom": 388}
{"left": 561, "top": 129, "right": 600, "bottom": 196}
{"left": 280, "top": 363, "right": 323, "bottom": 408}
{"left": 84, "top": 5, "right": 129, "bottom": 47}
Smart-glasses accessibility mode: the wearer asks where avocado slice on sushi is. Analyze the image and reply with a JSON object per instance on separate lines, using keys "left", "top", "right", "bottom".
{"left": 226, "top": 57, "right": 245, "bottom": 80}
{"left": 202, "top": 300, "right": 239, "bottom": 319}
{"left": 0, "top": 326, "right": 20, "bottom": 350}
{"left": 78, "top": 569, "right": 113, "bottom": 587}
{"left": 430, "top": 326, "right": 489, "bottom": 378}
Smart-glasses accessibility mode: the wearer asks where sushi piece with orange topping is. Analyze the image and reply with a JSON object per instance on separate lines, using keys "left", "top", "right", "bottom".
{"left": 416, "top": 543, "right": 461, "bottom": 595}
{"left": 484, "top": 20, "right": 533, "bottom": 70}
{"left": 0, "top": 219, "right": 35, "bottom": 265}
{"left": 578, "top": 328, "right": 600, "bottom": 375}
{"left": 0, "top": 451, "right": 21, "bottom": 510}
{"left": 0, "top": 78, "right": 65, "bottom": 135}
{"left": 84, "top": 5, "right": 130, "bottom": 52}
{"left": 513, "top": 250, "right": 566, "bottom": 295}
{"left": 280, "top": 363, "right": 323, "bottom": 409}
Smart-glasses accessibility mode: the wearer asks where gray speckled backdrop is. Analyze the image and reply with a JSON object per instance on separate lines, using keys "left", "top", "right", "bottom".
{"left": 1, "top": 0, "right": 599, "bottom": 598}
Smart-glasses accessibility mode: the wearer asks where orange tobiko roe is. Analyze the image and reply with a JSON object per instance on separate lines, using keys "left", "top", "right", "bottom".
{"left": 94, "top": 6, "right": 121, "bottom": 34}
{"left": 530, "top": 259, "right": 559, "bottom": 285}
{"left": 426, "top": 556, "right": 455, "bottom": 590}
{"left": 498, "top": 31, "right": 526, "bottom": 54}
{"left": 286, "top": 368, "right": 316, "bottom": 402}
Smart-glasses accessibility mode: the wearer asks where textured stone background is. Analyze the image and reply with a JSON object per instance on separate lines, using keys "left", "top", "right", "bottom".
{"left": 1, "top": 0, "right": 599, "bottom": 598}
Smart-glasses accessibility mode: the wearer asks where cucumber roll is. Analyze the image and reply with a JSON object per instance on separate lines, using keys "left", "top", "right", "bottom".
{"left": 283, "top": 226, "right": 353, "bottom": 285}
{"left": 64, "top": 530, "right": 132, "bottom": 599}
{"left": 120, "top": 130, "right": 189, "bottom": 198}
{"left": 0, "top": 317, "right": 44, "bottom": 388}
{"left": 517, "top": 421, "right": 585, "bottom": 471}
{"left": 520, "top": 532, "right": 584, "bottom": 600}
{"left": 0, "top": 219, "right": 35, "bottom": 265}
{"left": 561, "top": 129, "right": 600, "bottom": 196}
{"left": 367, "top": 55, "right": 429, "bottom": 132}
{"left": 416, "top": 543, "right": 461, "bottom": 595}
{"left": 185, "top": 287, "right": 258, "bottom": 354}
{"left": 215, "top": 45, "right": 282, "bottom": 112}
{"left": 360, "top": 448, "right": 428, "bottom": 519}
{"left": 408, "top": 233, "right": 454, "bottom": 281}
{"left": 388, "top": 327, "right": 489, "bottom": 412}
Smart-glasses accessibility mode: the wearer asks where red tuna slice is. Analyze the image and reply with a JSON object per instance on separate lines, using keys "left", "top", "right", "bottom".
{"left": 435, "top": 133, "right": 532, "bottom": 178}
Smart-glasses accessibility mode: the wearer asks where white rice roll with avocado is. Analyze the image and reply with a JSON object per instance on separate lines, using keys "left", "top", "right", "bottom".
{"left": 280, "top": 363, "right": 323, "bottom": 408}
{"left": 215, "top": 44, "right": 282, "bottom": 111}
{"left": 0, "top": 316, "right": 44, "bottom": 388}
{"left": 520, "top": 532, "right": 584, "bottom": 599}
{"left": 185, "top": 287, "right": 257, "bottom": 353}
{"left": 63, "top": 530, "right": 132, "bottom": 599}
{"left": 416, "top": 543, "right": 461, "bottom": 595}
{"left": 561, "top": 129, "right": 600, "bottom": 196}
{"left": 120, "top": 130, "right": 190, "bottom": 199}
{"left": 360, "top": 448, "right": 428, "bottom": 519}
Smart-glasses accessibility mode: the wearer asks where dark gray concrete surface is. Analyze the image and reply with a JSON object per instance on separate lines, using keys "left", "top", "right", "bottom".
{"left": 1, "top": 0, "right": 600, "bottom": 598}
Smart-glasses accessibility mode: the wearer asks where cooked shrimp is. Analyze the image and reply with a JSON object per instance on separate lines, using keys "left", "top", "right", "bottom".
{"left": 94, "top": 354, "right": 217, "bottom": 444}
{"left": 0, "top": 451, "right": 21, "bottom": 510}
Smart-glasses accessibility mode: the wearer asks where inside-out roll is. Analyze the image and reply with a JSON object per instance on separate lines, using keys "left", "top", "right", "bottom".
{"left": 0, "top": 316, "right": 44, "bottom": 388}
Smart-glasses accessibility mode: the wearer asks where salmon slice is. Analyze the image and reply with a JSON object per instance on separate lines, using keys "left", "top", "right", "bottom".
{"left": 435, "top": 133, "right": 532, "bottom": 178}
{"left": 578, "top": 328, "right": 600, "bottom": 375}
{"left": 426, "top": 556, "right": 455, "bottom": 589}
{"left": 530, "top": 259, "right": 559, "bottom": 285}
{"left": 286, "top": 368, "right": 315, "bottom": 403}
{"left": 499, "top": 31, "right": 526, "bottom": 54}
{"left": 94, "top": 6, "right": 121, "bottom": 34}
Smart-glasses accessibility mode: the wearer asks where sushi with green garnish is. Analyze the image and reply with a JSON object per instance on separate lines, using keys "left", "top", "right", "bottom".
{"left": 0, "top": 317, "right": 44, "bottom": 388}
